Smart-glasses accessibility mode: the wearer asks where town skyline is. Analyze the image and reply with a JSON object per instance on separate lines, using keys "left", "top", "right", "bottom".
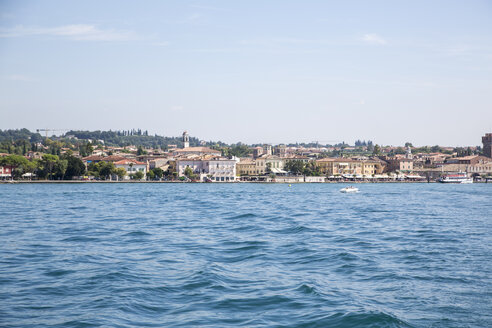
{"left": 0, "top": 127, "right": 489, "bottom": 149}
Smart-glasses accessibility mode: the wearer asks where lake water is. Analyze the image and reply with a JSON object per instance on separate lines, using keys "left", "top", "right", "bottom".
{"left": 0, "top": 183, "right": 491, "bottom": 327}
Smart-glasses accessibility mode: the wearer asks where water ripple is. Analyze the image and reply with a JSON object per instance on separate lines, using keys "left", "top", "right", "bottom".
{"left": 0, "top": 183, "right": 491, "bottom": 327}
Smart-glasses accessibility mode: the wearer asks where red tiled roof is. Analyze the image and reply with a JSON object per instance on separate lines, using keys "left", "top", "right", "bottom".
{"left": 114, "top": 159, "right": 146, "bottom": 165}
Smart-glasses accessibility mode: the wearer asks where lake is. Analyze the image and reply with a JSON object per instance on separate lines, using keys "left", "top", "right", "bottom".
{"left": 0, "top": 183, "right": 491, "bottom": 327}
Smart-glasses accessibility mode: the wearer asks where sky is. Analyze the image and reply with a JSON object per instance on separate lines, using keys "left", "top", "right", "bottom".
{"left": 0, "top": 0, "right": 491, "bottom": 146}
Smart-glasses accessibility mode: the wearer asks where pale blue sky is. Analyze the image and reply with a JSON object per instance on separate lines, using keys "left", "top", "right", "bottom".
{"left": 1, "top": 0, "right": 491, "bottom": 146}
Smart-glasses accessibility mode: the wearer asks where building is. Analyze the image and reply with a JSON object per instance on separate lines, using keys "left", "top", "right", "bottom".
{"left": 252, "top": 147, "right": 263, "bottom": 158}
{"left": 183, "top": 131, "right": 190, "bottom": 148}
{"left": 255, "top": 155, "right": 286, "bottom": 175}
{"left": 114, "top": 159, "right": 147, "bottom": 179}
{"left": 0, "top": 165, "right": 12, "bottom": 179}
{"left": 176, "top": 156, "right": 236, "bottom": 182}
{"left": 275, "top": 144, "right": 287, "bottom": 157}
{"left": 172, "top": 147, "right": 221, "bottom": 157}
{"left": 455, "top": 155, "right": 491, "bottom": 165}
{"left": 317, "top": 158, "right": 361, "bottom": 176}
{"left": 236, "top": 158, "right": 256, "bottom": 176}
{"left": 263, "top": 144, "right": 272, "bottom": 156}
{"left": 483, "top": 133, "right": 492, "bottom": 158}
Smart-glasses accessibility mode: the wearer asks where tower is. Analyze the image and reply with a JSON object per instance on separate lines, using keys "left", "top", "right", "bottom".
{"left": 405, "top": 145, "right": 413, "bottom": 159}
{"left": 483, "top": 133, "right": 492, "bottom": 158}
{"left": 182, "top": 131, "right": 190, "bottom": 148}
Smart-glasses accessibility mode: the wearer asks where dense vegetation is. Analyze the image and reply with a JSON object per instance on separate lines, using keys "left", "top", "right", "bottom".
{"left": 65, "top": 130, "right": 202, "bottom": 149}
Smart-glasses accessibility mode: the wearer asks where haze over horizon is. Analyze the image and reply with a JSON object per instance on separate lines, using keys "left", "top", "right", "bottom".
{"left": 1, "top": 1, "right": 491, "bottom": 147}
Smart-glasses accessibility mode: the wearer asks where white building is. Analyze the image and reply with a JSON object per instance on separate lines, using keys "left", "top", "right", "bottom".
{"left": 114, "top": 159, "right": 147, "bottom": 179}
{"left": 176, "top": 157, "right": 236, "bottom": 182}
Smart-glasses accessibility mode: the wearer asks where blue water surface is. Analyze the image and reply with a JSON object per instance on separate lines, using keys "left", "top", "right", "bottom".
{"left": 0, "top": 183, "right": 491, "bottom": 327}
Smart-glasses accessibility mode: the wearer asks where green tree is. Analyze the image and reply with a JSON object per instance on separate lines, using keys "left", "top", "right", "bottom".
{"left": 285, "top": 160, "right": 305, "bottom": 175}
{"left": 62, "top": 154, "right": 86, "bottom": 179}
{"left": 114, "top": 167, "right": 127, "bottom": 180}
{"left": 431, "top": 145, "right": 442, "bottom": 153}
{"left": 372, "top": 144, "right": 381, "bottom": 156}
{"left": 40, "top": 154, "right": 59, "bottom": 180}
{"left": 147, "top": 170, "right": 155, "bottom": 180}
{"left": 137, "top": 146, "right": 147, "bottom": 156}
{"left": 85, "top": 142, "right": 94, "bottom": 156}
{"left": 184, "top": 166, "right": 194, "bottom": 179}
{"left": 53, "top": 159, "right": 68, "bottom": 180}
{"left": 134, "top": 171, "right": 144, "bottom": 180}
{"left": 265, "top": 162, "right": 272, "bottom": 174}
{"left": 0, "top": 155, "right": 30, "bottom": 180}
{"left": 98, "top": 162, "right": 115, "bottom": 180}
{"left": 153, "top": 167, "right": 164, "bottom": 179}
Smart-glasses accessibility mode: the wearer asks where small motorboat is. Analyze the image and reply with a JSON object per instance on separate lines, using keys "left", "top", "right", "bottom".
{"left": 340, "top": 186, "right": 359, "bottom": 193}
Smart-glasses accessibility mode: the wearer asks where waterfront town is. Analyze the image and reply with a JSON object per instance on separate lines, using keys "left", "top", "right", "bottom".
{"left": 1, "top": 129, "right": 492, "bottom": 183}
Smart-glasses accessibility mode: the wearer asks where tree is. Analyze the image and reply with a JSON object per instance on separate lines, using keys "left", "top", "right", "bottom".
{"left": 404, "top": 142, "right": 413, "bottom": 148}
{"left": 285, "top": 160, "right": 305, "bottom": 175}
{"left": 85, "top": 142, "right": 94, "bottom": 156}
{"left": 40, "top": 154, "right": 59, "bottom": 180}
{"left": 62, "top": 154, "right": 86, "bottom": 179}
{"left": 137, "top": 146, "right": 147, "bottom": 156}
{"left": 265, "top": 162, "right": 272, "bottom": 174}
{"left": 0, "top": 155, "right": 30, "bottom": 180}
{"left": 134, "top": 171, "right": 144, "bottom": 180}
{"left": 184, "top": 166, "right": 194, "bottom": 179}
{"left": 147, "top": 170, "right": 155, "bottom": 180}
{"left": 431, "top": 145, "right": 442, "bottom": 153}
{"left": 372, "top": 144, "right": 381, "bottom": 156}
{"left": 303, "top": 161, "right": 322, "bottom": 176}
{"left": 98, "top": 162, "right": 115, "bottom": 180}
{"left": 153, "top": 167, "right": 164, "bottom": 179}
{"left": 114, "top": 167, "right": 127, "bottom": 180}
{"left": 53, "top": 159, "right": 68, "bottom": 180}
{"left": 229, "top": 144, "right": 251, "bottom": 158}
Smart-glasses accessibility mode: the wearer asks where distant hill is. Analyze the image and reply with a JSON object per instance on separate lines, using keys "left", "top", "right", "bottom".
{"left": 64, "top": 130, "right": 202, "bottom": 149}
{"left": 0, "top": 128, "right": 44, "bottom": 143}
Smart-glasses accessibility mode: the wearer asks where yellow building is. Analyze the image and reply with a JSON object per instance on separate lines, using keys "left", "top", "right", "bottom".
{"left": 316, "top": 158, "right": 385, "bottom": 176}
{"left": 236, "top": 159, "right": 256, "bottom": 176}
{"left": 255, "top": 155, "right": 286, "bottom": 175}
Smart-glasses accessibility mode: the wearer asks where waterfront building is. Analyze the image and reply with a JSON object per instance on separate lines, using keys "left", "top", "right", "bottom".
{"left": 384, "top": 155, "right": 414, "bottom": 173}
{"left": 176, "top": 156, "right": 236, "bottom": 182}
{"left": 236, "top": 158, "right": 256, "bottom": 176}
{"left": 316, "top": 158, "right": 363, "bottom": 176}
{"left": 114, "top": 159, "right": 147, "bottom": 179}
{"left": 255, "top": 154, "right": 286, "bottom": 175}
{"left": 482, "top": 133, "right": 492, "bottom": 158}
{"left": 0, "top": 164, "right": 12, "bottom": 179}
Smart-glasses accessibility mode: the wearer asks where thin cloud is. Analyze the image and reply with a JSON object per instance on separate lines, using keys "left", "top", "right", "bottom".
{"left": 0, "top": 24, "right": 139, "bottom": 41}
{"left": 151, "top": 41, "right": 170, "bottom": 47}
{"left": 171, "top": 105, "right": 183, "bottom": 112}
{"left": 5, "top": 74, "right": 36, "bottom": 82}
{"left": 188, "top": 4, "right": 227, "bottom": 11}
{"left": 239, "top": 37, "right": 335, "bottom": 46}
{"left": 362, "top": 33, "right": 387, "bottom": 45}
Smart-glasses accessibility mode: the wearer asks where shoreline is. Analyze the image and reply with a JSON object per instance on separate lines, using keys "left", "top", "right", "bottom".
{"left": 2, "top": 180, "right": 489, "bottom": 184}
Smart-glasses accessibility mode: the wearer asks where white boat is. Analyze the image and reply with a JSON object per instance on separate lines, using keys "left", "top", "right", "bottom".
{"left": 340, "top": 186, "right": 359, "bottom": 193}
{"left": 438, "top": 172, "right": 473, "bottom": 184}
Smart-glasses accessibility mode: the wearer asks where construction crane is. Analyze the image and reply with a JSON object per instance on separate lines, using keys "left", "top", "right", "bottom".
{"left": 36, "top": 129, "right": 68, "bottom": 138}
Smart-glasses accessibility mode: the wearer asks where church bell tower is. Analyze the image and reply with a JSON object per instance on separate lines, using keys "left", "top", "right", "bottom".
{"left": 182, "top": 131, "right": 190, "bottom": 148}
